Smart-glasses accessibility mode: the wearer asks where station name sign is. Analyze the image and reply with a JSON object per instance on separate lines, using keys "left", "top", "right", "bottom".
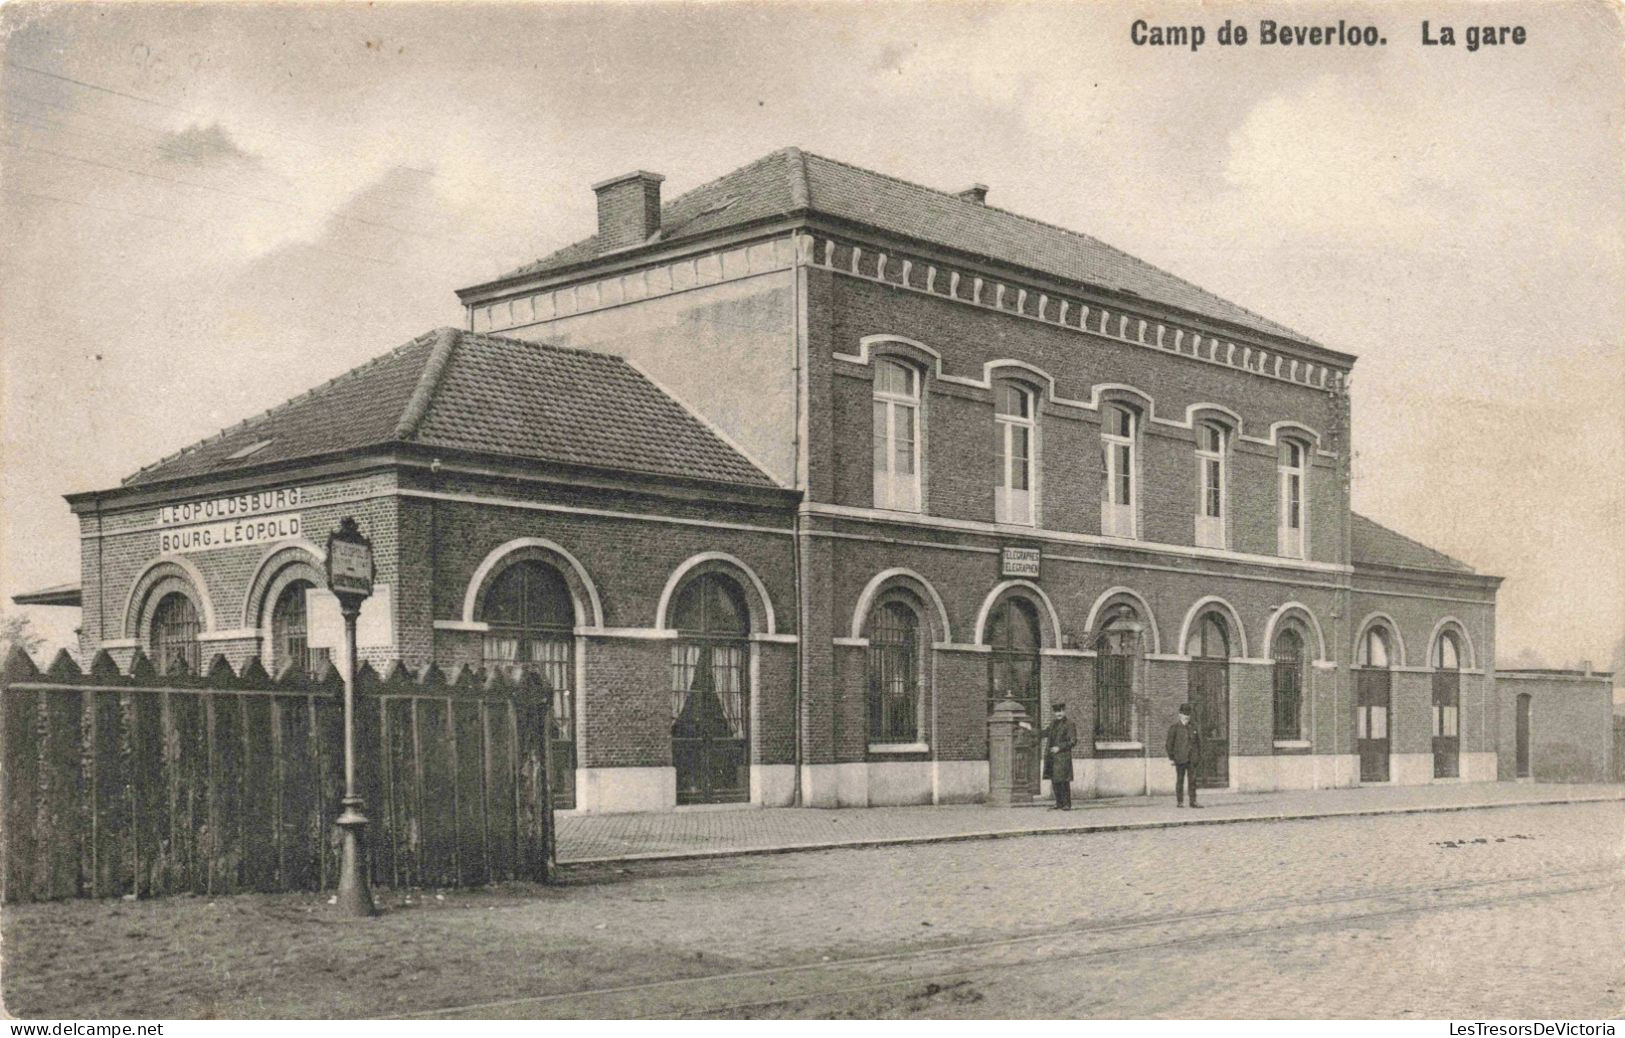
{"left": 155, "top": 487, "right": 304, "bottom": 554}
{"left": 157, "top": 488, "right": 303, "bottom": 526}
{"left": 1001, "top": 546, "right": 1041, "bottom": 579}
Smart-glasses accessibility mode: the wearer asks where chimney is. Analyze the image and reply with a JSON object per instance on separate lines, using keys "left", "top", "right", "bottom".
{"left": 592, "top": 170, "right": 665, "bottom": 250}
{"left": 956, "top": 183, "right": 989, "bottom": 205}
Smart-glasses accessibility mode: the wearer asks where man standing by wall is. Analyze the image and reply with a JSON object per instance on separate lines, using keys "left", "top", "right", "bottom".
{"left": 1167, "top": 704, "right": 1203, "bottom": 808}
{"left": 1045, "top": 701, "right": 1077, "bottom": 810}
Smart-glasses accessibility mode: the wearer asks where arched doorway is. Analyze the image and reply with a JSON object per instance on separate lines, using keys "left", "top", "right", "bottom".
{"left": 1432, "top": 631, "right": 1462, "bottom": 778}
{"left": 150, "top": 592, "right": 201, "bottom": 676}
{"left": 1356, "top": 625, "right": 1394, "bottom": 782}
{"left": 987, "top": 596, "right": 1043, "bottom": 797}
{"left": 1515, "top": 693, "right": 1532, "bottom": 779}
{"left": 670, "top": 572, "right": 751, "bottom": 805}
{"left": 480, "top": 559, "right": 578, "bottom": 809}
{"left": 1185, "top": 612, "right": 1231, "bottom": 788}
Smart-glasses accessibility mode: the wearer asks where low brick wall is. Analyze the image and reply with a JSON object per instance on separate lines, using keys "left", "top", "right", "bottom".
{"left": 1495, "top": 669, "right": 1614, "bottom": 783}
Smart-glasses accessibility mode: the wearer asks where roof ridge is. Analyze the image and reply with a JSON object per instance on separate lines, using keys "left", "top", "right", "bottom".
{"left": 393, "top": 327, "right": 461, "bottom": 441}
{"left": 1352, "top": 511, "right": 1475, "bottom": 573}
{"left": 783, "top": 145, "right": 810, "bottom": 209}
{"left": 120, "top": 329, "right": 441, "bottom": 486}
{"left": 460, "top": 327, "right": 630, "bottom": 363}
{"left": 797, "top": 149, "right": 1319, "bottom": 344}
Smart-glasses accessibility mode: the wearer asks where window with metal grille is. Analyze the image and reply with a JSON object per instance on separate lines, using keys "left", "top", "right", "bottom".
{"left": 272, "top": 580, "right": 317, "bottom": 674}
{"left": 1093, "top": 604, "right": 1142, "bottom": 741}
{"left": 868, "top": 601, "right": 920, "bottom": 743}
{"left": 1273, "top": 627, "right": 1305, "bottom": 740}
{"left": 150, "top": 592, "right": 200, "bottom": 676}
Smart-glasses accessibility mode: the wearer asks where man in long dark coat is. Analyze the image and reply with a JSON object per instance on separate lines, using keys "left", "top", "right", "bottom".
{"left": 1044, "top": 701, "right": 1077, "bottom": 810}
{"left": 1166, "top": 703, "right": 1203, "bottom": 808}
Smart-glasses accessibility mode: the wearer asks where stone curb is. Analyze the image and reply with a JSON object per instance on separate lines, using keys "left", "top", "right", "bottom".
{"left": 557, "top": 793, "right": 1625, "bottom": 867}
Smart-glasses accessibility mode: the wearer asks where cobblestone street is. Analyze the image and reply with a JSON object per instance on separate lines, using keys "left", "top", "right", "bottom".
{"left": 6, "top": 797, "right": 1620, "bottom": 1018}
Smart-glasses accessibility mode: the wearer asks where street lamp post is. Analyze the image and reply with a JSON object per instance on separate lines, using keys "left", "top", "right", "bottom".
{"left": 327, "top": 517, "right": 375, "bottom": 918}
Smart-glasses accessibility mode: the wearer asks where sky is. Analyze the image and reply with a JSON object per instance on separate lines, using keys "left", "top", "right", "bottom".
{"left": 1, "top": 0, "right": 1621, "bottom": 678}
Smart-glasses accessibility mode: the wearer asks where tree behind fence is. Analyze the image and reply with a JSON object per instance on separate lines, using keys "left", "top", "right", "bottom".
{"left": 0, "top": 646, "right": 553, "bottom": 903}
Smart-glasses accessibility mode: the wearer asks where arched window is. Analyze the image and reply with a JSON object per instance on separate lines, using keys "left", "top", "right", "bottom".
{"left": 873, "top": 358, "right": 921, "bottom": 512}
{"left": 670, "top": 572, "right": 751, "bottom": 804}
{"left": 1359, "top": 626, "right": 1392, "bottom": 668}
{"left": 271, "top": 580, "right": 328, "bottom": 675}
{"left": 994, "top": 382, "right": 1036, "bottom": 526}
{"left": 1195, "top": 422, "right": 1228, "bottom": 549}
{"left": 868, "top": 600, "right": 922, "bottom": 744}
{"left": 1184, "top": 613, "right": 1231, "bottom": 659}
{"left": 1431, "top": 630, "right": 1462, "bottom": 778}
{"left": 1278, "top": 439, "right": 1309, "bottom": 558}
{"left": 150, "top": 592, "right": 200, "bottom": 676}
{"left": 1094, "top": 603, "right": 1144, "bottom": 741}
{"left": 1272, "top": 627, "right": 1306, "bottom": 740}
{"left": 480, "top": 560, "right": 577, "bottom": 808}
{"left": 1101, "top": 404, "right": 1138, "bottom": 538}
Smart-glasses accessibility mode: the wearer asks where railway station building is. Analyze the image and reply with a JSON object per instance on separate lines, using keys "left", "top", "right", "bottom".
{"left": 41, "top": 148, "right": 1536, "bottom": 813}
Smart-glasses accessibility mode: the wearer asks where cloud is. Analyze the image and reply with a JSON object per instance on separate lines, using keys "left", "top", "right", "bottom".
{"left": 157, "top": 122, "right": 258, "bottom": 167}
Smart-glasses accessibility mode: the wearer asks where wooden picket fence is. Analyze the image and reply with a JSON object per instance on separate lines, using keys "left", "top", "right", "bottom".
{"left": 0, "top": 646, "right": 554, "bottom": 903}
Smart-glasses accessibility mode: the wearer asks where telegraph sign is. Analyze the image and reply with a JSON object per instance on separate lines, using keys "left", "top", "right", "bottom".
{"left": 1001, "top": 546, "right": 1041, "bottom": 579}
{"left": 326, "top": 517, "right": 375, "bottom": 604}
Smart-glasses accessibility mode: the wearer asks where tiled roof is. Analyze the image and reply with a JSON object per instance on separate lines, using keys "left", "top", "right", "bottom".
{"left": 493, "top": 147, "right": 1317, "bottom": 345}
{"left": 1350, "top": 512, "right": 1474, "bottom": 574}
{"left": 122, "top": 328, "right": 775, "bottom": 490}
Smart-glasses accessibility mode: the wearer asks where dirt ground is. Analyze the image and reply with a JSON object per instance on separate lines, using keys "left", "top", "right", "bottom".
{"left": 3, "top": 801, "right": 1621, "bottom": 1019}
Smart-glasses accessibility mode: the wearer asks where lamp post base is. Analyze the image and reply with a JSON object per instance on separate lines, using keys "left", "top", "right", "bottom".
{"left": 335, "top": 796, "right": 374, "bottom": 917}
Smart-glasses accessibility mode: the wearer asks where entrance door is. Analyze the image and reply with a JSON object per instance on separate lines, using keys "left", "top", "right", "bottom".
{"left": 1185, "top": 612, "right": 1231, "bottom": 789}
{"left": 1432, "top": 633, "right": 1462, "bottom": 779}
{"left": 1515, "top": 693, "right": 1532, "bottom": 778}
{"left": 1356, "top": 670, "right": 1391, "bottom": 782}
{"left": 988, "top": 597, "right": 1043, "bottom": 798}
{"left": 671, "top": 573, "right": 751, "bottom": 805}
{"left": 1188, "top": 661, "right": 1229, "bottom": 788}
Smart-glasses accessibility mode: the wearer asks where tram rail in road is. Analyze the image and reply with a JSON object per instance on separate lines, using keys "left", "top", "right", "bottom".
{"left": 399, "top": 860, "right": 1622, "bottom": 1019}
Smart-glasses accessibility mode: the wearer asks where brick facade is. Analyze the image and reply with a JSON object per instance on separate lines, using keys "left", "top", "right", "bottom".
{"left": 67, "top": 153, "right": 1591, "bottom": 814}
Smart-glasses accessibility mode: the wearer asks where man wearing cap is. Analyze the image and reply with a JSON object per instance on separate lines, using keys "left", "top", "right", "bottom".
{"left": 1044, "top": 701, "right": 1077, "bottom": 810}
{"left": 1165, "top": 703, "right": 1203, "bottom": 808}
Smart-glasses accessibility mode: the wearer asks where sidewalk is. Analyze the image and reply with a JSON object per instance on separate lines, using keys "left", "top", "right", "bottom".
{"left": 554, "top": 782, "right": 1624, "bottom": 865}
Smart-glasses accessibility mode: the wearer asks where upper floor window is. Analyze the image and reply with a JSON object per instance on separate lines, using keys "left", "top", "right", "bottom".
{"left": 1101, "top": 404, "right": 1138, "bottom": 538}
{"left": 1195, "top": 422, "right": 1227, "bottom": 549}
{"left": 1278, "top": 440, "right": 1308, "bottom": 558}
{"left": 994, "top": 382, "right": 1036, "bottom": 526}
{"left": 873, "top": 359, "right": 921, "bottom": 513}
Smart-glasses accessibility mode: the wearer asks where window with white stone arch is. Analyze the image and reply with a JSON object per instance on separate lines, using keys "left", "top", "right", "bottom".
{"left": 1101, "top": 403, "right": 1139, "bottom": 539}
{"left": 1195, "top": 421, "right": 1228, "bottom": 549}
{"left": 873, "top": 358, "right": 921, "bottom": 512}
{"left": 994, "top": 381, "right": 1037, "bottom": 526}
{"left": 1277, "top": 438, "right": 1309, "bottom": 559}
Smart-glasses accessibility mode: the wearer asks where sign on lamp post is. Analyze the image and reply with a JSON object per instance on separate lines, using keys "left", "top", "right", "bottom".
{"left": 326, "top": 517, "right": 375, "bottom": 917}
